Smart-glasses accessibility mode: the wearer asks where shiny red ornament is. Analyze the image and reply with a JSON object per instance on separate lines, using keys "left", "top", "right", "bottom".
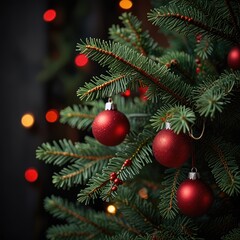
{"left": 152, "top": 129, "right": 191, "bottom": 168}
{"left": 177, "top": 172, "right": 213, "bottom": 217}
{"left": 92, "top": 100, "right": 130, "bottom": 146}
{"left": 228, "top": 46, "right": 240, "bottom": 70}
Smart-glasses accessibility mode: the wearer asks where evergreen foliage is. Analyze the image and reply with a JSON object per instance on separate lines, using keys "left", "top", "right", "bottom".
{"left": 36, "top": 0, "right": 240, "bottom": 239}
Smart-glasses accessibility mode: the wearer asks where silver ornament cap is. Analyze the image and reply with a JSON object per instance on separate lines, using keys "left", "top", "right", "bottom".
{"left": 105, "top": 98, "right": 117, "bottom": 110}
{"left": 188, "top": 167, "right": 200, "bottom": 180}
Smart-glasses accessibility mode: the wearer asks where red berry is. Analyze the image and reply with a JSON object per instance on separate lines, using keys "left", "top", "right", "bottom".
{"left": 123, "top": 159, "right": 132, "bottom": 167}
{"left": 196, "top": 67, "right": 201, "bottom": 74}
{"left": 110, "top": 172, "right": 117, "bottom": 181}
{"left": 195, "top": 58, "right": 201, "bottom": 64}
{"left": 196, "top": 34, "right": 202, "bottom": 43}
{"left": 114, "top": 178, "right": 123, "bottom": 185}
{"left": 111, "top": 185, "right": 118, "bottom": 191}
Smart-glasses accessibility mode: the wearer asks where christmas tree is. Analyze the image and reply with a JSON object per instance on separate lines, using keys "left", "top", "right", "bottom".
{"left": 36, "top": 0, "right": 240, "bottom": 239}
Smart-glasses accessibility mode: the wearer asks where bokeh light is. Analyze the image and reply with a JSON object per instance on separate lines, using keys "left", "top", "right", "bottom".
{"left": 75, "top": 54, "right": 89, "bottom": 67}
{"left": 119, "top": 0, "right": 133, "bottom": 10}
{"left": 21, "top": 113, "right": 35, "bottom": 128}
{"left": 43, "top": 9, "right": 57, "bottom": 22}
{"left": 106, "top": 204, "right": 117, "bottom": 214}
{"left": 24, "top": 168, "right": 39, "bottom": 183}
{"left": 121, "top": 89, "right": 131, "bottom": 97}
{"left": 45, "top": 109, "right": 59, "bottom": 123}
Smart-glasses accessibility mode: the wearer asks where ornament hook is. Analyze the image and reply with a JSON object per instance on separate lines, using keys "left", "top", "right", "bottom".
{"left": 189, "top": 119, "right": 205, "bottom": 140}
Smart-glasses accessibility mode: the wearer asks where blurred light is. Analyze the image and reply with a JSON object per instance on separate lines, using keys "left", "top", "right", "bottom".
{"left": 121, "top": 89, "right": 131, "bottom": 97}
{"left": 24, "top": 168, "right": 39, "bottom": 183}
{"left": 119, "top": 0, "right": 133, "bottom": 10}
{"left": 45, "top": 109, "right": 59, "bottom": 123}
{"left": 21, "top": 113, "right": 35, "bottom": 128}
{"left": 43, "top": 9, "right": 56, "bottom": 22}
{"left": 107, "top": 204, "right": 117, "bottom": 214}
{"left": 138, "top": 187, "right": 148, "bottom": 199}
{"left": 75, "top": 54, "right": 89, "bottom": 67}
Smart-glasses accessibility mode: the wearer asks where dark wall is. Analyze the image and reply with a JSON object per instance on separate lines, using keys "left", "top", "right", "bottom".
{"left": 0, "top": 1, "right": 155, "bottom": 239}
{"left": 0, "top": 1, "right": 47, "bottom": 240}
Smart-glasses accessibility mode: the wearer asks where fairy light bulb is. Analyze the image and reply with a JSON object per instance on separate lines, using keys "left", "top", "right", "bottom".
{"left": 119, "top": 0, "right": 133, "bottom": 10}
{"left": 106, "top": 204, "right": 117, "bottom": 214}
{"left": 45, "top": 109, "right": 59, "bottom": 123}
{"left": 43, "top": 9, "right": 56, "bottom": 22}
{"left": 21, "top": 113, "right": 35, "bottom": 128}
{"left": 24, "top": 168, "right": 39, "bottom": 183}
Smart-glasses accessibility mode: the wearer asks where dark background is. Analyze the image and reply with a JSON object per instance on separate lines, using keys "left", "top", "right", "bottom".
{"left": 0, "top": 1, "right": 161, "bottom": 239}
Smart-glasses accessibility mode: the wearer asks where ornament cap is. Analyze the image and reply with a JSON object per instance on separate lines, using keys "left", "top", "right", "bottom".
{"left": 188, "top": 168, "right": 200, "bottom": 180}
{"left": 105, "top": 98, "right": 117, "bottom": 110}
{"left": 165, "top": 121, "right": 171, "bottom": 129}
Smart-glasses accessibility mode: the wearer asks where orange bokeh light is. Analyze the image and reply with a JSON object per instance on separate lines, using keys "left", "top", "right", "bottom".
{"left": 75, "top": 54, "right": 89, "bottom": 67}
{"left": 119, "top": 0, "right": 133, "bottom": 10}
{"left": 21, "top": 113, "right": 35, "bottom": 128}
{"left": 45, "top": 109, "right": 59, "bottom": 123}
{"left": 43, "top": 9, "right": 56, "bottom": 22}
{"left": 24, "top": 168, "right": 39, "bottom": 183}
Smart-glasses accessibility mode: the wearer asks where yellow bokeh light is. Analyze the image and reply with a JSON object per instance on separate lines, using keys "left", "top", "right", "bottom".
{"left": 107, "top": 204, "right": 117, "bottom": 214}
{"left": 21, "top": 113, "right": 35, "bottom": 128}
{"left": 119, "top": 0, "right": 133, "bottom": 10}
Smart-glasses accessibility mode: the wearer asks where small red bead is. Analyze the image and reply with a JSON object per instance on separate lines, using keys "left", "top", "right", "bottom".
{"left": 195, "top": 58, "right": 201, "bottom": 64}
{"left": 123, "top": 159, "right": 132, "bottom": 167}
{"left": 114, "top": 178, "right": 123, "bottom": 185}
{"left": 110, "top": 172, "right": 117, "bottom": 181}
{"left": 196, "top": 67, "right": 201, "bottom": 74}
{"left": 196, "top": 34, "right": 202, "bottom": 42}
{"left": 111, "top": 185, "right": 118, "bottom": 191}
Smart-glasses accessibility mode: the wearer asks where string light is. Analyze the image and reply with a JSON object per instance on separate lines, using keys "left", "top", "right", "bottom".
{"left": 24, "top": 168, "right": 39, "bottom": 183}
{"left": 106, "top": 204, "right": 117, "bottom": 214}
{"left": 75, "top": 54, "right": 89, "bottom": 67}
{"left": 45, "top": 109, "right": 59, "bottom": 123}
{"left": 119, "top": 0, "right": 133, "bottom": 10}
{"left": 21, "top": 113, "right": 35, "bottom": 128}
{"left": 43, "top": 9, "right": 57, "bottom": 22}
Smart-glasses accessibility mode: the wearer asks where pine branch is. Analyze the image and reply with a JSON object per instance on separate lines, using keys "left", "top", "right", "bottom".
{"left": 77, "top": 73, "right": 131, "bottom": 101}
{"left": 59, "top": 103, "right": 104, "bottom": 130}
{"left": 46, "top": 224, "right": 95, "bottom": 240}
{"left": 148, "top": 3, "right": 239, "bottom": 44}
{"left": 44, "top": 196, "right": 115, "bottom": 238}
{"left": 205, "top": 137, "right": 240, "bottom": 196}
{"left": 109, "top": 12, "right": 163, "bottom": 57}
{"left": 114, "top": 187, "right": 162, "bottom": 234}
{"left": 76, "top": 38, "right": 192, "bottom": 106}
{"left": 195, "top": 37, "right": 214, "bottom": 60}
{"left": 77, "top": 129, "right": 155, "bottom": 204}
{"left": 158, "top": 168, "right": 189, "bottom": 219}
{"left": 222, "top": 227, "right": 240, "bottom": 240}
{"left": 150, "top": 104, "right": 196, "bottom": 134}
{"left": 193, "top": 72, "right": 237, "bottom": 118}
{"left": 224, "top": 0, "right": 240, "bottom": 37}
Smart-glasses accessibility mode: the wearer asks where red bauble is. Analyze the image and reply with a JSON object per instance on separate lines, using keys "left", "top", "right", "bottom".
{"left": 177, "top": 178, "right": 213, "bottom": 217}
{"left": 228, "top": 46, "right": 240, "bottom": 70}
{"left": 152, "top": 129, "right": 191, "bottom": 168}
{"left": 92, "top": 109, "right": 130, "bottom": 146}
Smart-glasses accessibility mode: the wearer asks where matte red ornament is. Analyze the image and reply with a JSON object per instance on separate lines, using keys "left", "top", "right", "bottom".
{"left": 92, "top": 100, "right": 130, "bottom": 146}
{"left": 228, "top": 46, "right": 240, "bottom": 70}
{"left": 152, "top": 129, "right": 191, "bottom": 168}
{"left": 177, "top": 170, "right": 213, "bottom": 217}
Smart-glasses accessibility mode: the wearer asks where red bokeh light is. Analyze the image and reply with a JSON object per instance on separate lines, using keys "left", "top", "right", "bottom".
{"left": 75, "top": 54, "right": 89, "bottom": 67}
{"left": 121, "top": 89, "right": 131, "bottom": 97}
{"left": 45, "top": 109, "right": 59, "bottom": 123}
{"left": 43, "top": 9, "right": 56, "bottom": 22}
{"left": 24, "top": 168, "right": 39, "bottom": 183}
